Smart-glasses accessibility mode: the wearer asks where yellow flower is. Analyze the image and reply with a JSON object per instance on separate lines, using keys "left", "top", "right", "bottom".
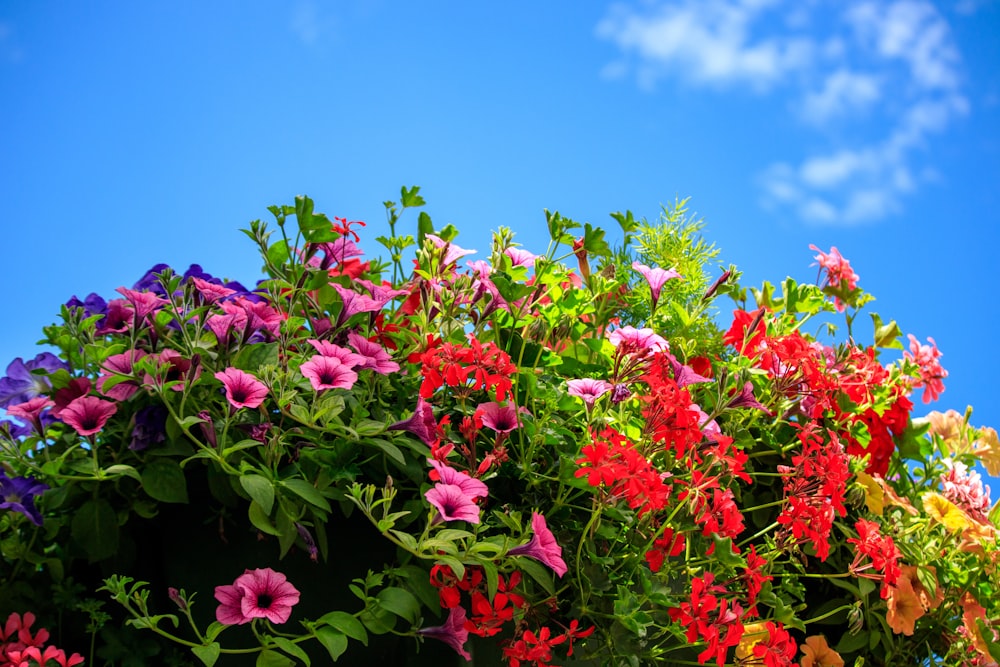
{"left": 972, "top": 426, "right": 1000, "bottom": 477}
{"left": 800, "top": 635, "right": 844, "bottom": 667}
{"left": 736, "top": 622, "right": 769, "bottom": 660}
{"left": 922, "top": 492, "right": 974, "bottom": 532}
{"left": 855, "top": 471, "right": 884, "bottom": 515}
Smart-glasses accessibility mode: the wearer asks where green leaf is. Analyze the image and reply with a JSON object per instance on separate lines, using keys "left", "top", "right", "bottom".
{"left": 103, "top": 464, "right": 142, "bottom": 482}
{"left": 835, "top": 630, "right": 869, "bottom": 654}
{"left": 272, "top": 637, "right": 310, "bottom": 666}
{"left": 871, "top": 313, "right": 903, "bottom": 349}
{"left": 317, "top": 611, "right": 368, "bottom": 646}
{"left": 369, "top": 439, "right": 405, "bottom": 467}
{"left": 516, "top": 557, "right": 555, "bottom": 597}
{"left": 240, "top": 475, "right": 275, "bottom": 514}
{"left": 355, "top": 419, "right": 385, "bottom": 437}
{"left": 191, "top": 643, "right": 220, "bottom": 667}
{"left": 376, "top": 587, "right": 421, "bottom": 625}
{"left": 248, "top": 501, "right": 281, "bottom": 536}
{"left": 417, "top": 211, "right": 433, "bottom": 247}
{"left": 400, "top": 185, "right": 426, "bottom": 208}
{"left": 233, "top": 343, "right": 279, "bottom": 373}
{"left": 314, "top": 628, "right": 348, "bottom": 662}
{"left": 256, "top": 649, "right": 294, "bottom": 667}
{"left": 280, "top": 479, "right": 332, "bottom": 512}
{"left": 72, "top": 499, "right": 119, "bottom": 562}
{"left": 141, "top": 459, "right": 190, "bottom": 504}
{"left": 267, "top": 239, "right": 290, "bottom": 267}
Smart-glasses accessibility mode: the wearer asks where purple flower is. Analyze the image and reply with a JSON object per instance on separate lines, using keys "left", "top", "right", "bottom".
{"left": 727, "top": 381, "right": 772, "bottom": 414}
{"left": 331, "top": 283, "right": 384, "bottom": 327}
{"left": 388, "top": 397, "right": 438, "bottom": 445}
{"left": 474, "top": 402, "right": 521, "bottom": 434}
{"left": 665, "top": 353, "right": 712, "bottom": 388}
{"left": 295, "top": 523, "right": 319, "bottom": 562}
{"left": 428, "top": 460, "right": 489, "bottom": 499}
{"left": 130, "top": 405, "right": 167, "bottom": 451}
{"left": 607, "top": 326, "right": 668, "bottom": 353}
{"left": 566, "top": 379, "right": 612, "bottom": 409}
{"left": 418, "top": 606, "right": 471, "bottom": 660}
{"left": 610, "top": 383, "right": 632, "bottom": 404}
{"left": 632, "top": 261, "right": 682, "bottom": 313}
{"left": 65, "top": 292, "right": 108, "bottom": 319}
{"left": 507, "top": 512, "right": 568, "bottom": 577}
{"left": 214, "top": 568, "right": 301, "bottom": 625}
{"left": 300, "top": 355, "right": 359, "bottom": 391}
{"left": 0, "top": 353, "right": 69, "bottom": 409}
{"left": 0, "top": 473, "right": 49, "bottom": 526}
{"left": 426, "top": 484, "right": 482, "bottom": 524}
{"left": 347, "top": 331, "right": 400, "bottom": 374}
{"left": 98, "top": 350, "right": 146, "bottom": 401}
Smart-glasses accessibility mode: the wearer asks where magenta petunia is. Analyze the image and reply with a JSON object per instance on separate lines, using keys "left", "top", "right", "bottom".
{"left": 115, "top": 286, "right": 169, "bottom": 323}
{"left": 507, "top": 511, "right": 568, "bottom": 577}
{"left": 347, "top": 331, "right": 400, "bottom": 375}
{"left": 505, "top": 247, "right": 538, "bottom": 269}
{"left": 388, "top": 397, "right": 438, "bottom": 445}
{"left": 425, "top": 233, "right": 476, "bottom": 266}
{"left": 632, "top": 261, "right": 682, "bottom": 312}
{"left": 214, "top": 368, "right": 269, "bottom": 409}
{"left": 299, "top": 355, "right": 359, "bottom": 391}
{"left": 474, "top": 402, "right": 521, "bottom": 434}
{"left": 566, "top": 379, "right": 612, "bottom": 409}
{"left": 425, "top": 483, "right": 481, "bottom": 524}
{"left": 418, "top": 606, "right": 471, "bottom": 660}
{"left": 306, "top": 339, "right": 365, "bottom": 368}
{"left": 428, "top": 460, "right": 489, "bottom": 499}
{"left": 60, "top": 396, "right": 118, "bottom": 437}
{"left": 98, "top": 350, "right": 146, "bottom": 401}
{"left": 190, "top": 276, "right": 236, "bottom": 304}
{"left": 214, "top": 567, "right": 300, "bottom": 625}
{"left": 607, "top": 326, "right": 668, "bottom": 353}
{"left": 331, "top": 283, "right": 384, "bottom": 327}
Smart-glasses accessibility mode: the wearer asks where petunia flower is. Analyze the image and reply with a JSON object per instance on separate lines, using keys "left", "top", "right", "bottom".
{"left": 418, "top": 606, "right": 471, "bottom": 660}
{"left": 98, "top": 350, "right": 146, "bottom": 401}
{"left": 475, "top": 402, "right": 521, "bottom": 434}
{"left": 347, "top": 331, "right": 400, "bottom": 374}
{"left": 60, "top": 396, "right": 118, "bottom": 437}
{"left": 428, "top": 460, "right": 489, "bottom": 499}
{"left": 886, "top": 575, "right": 925, "bottom": 636}
{"left": 632, "top": 261, "right": 681, "bottom": 313}
{"left": 566, "top": 379, "right": 612, "bottom": 409}
{"left": 505, "top": 247, "right": 538, "bottom": 269}
{"left": 425, "top": 483, "right": 482, "bottom": 524}
{"left": 800, "top": 634, "right": 844, "bottom": 667}
{"left": 727, "top": 381, "right": 771, "bottom": 414}
{"left": 331, "top": 283, "right": 384, "bottom": 328}
{"left": 5, "top": 397, "right": 55, "bottom": 437}
{"left": 214, "top": 368, "right": 269, "bottom": 409}
{"left": 300, "top": 355, "right": 359, "bottom": 391}
{"left": 190, "top": 276, "right": 236, "bottom": 304}
{"left": 115, "top": 286, "right": 169, "bottom": 324}
{"left": 214, "top": 567, "right": 301, "bottom": 625}
{"left": 425, "top": 233, "right": 476, "bottom": 266}
{"left": 0, "top": 352, "right": 69, "bottom": 409}
{"left": 306, "top": 339, "right": 365, "bottom": 368}
{"left": 607, "top": 326, "right": 668, "bottom": 353}
{"left": 388, "top": 397, "right": 438, "bottom": 445}
{"left": 0, "top": 473, "right": 49, "bottom": 526}
{"left": 507, "top": 511, "right": 568, "bottom": 577}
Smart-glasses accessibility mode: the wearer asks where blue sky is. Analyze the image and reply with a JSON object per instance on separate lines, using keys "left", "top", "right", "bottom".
{"left": 2, "top": 1, "right": 998, "bottom": 492}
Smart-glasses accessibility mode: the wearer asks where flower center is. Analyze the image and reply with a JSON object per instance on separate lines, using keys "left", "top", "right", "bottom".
{"left": 257, "top": 593, "right": 273, "bottom": 609}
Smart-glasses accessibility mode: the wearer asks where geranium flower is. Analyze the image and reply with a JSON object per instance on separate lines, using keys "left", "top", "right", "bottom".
{"left": 300, "top": 355, "right": 359, "bottom": 391}
{"left": 426, "top": 483, "right": 481, "bottom": 524}
{"left": 0, "top": 473, "right": 49, "bottom": 526}
{"left": 904, "top": 334, "right": 947, "bottom": 403}
{"left": 507, "top": 512, "right": 568, "bottom": 577}
{"left": 0, "top": 352, "right": 69, "bottom": 409}
{"left": 631, "top": 261, "right": 681, "bottom": 312}
{"left": 809, "top": 244, "right": 859, "bottom": 311}
{"left": 60, "top": 396, "right": 118, "bottom": 436}
{"left": 417, "top": 606, "right": 471, "bottom": 660}
{"left": 566, "top": 378, "right": 612, "bottom": 409}
{"left": 214, "top": 368, "right": 269, "bottom": 409}
{"left": 214, "top": 567, "right": 300, "bottom": 625}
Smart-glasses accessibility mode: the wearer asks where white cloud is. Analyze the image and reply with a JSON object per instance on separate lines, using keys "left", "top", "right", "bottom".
{"left": 597, "top": 0, "right": 970, "bottom": 226}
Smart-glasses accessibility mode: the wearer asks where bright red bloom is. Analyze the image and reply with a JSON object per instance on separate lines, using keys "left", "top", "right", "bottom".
{"left": 575, "top": 427, "right": 672, "bottom": 515}
{"left": 753, "top": 621, "right": 798, "bottom": 667}
{"left": 742, "top": 545, "right": 772, "bottom": 617}
{"left": 645, "top": 527, "right": 685, "bottom": 573}
{"left": 848, "top": 519, "right": 901, "bottom": 599}
{"left": 502, "top": 626, "right": 566, "bottom": 667}
{"left": 724, "top": 308, "right": 767, "bottom": 356}
{"left": 466, "top": 591, "right": 514, "bottom": 637}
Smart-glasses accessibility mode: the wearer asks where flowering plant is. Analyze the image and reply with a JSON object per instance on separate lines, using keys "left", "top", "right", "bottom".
{"left": 1, "top": 188, "right": 998, "bottom": 666}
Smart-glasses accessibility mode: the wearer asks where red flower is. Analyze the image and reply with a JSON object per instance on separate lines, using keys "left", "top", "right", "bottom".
{"left": 848, "top": 519, "right": 901, "bottom": 599}
{"left": 753, "top": 621, "right": 798, "bottom": 667}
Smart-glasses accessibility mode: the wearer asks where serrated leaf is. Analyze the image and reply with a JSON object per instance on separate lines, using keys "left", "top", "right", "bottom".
{"left": 400, "top": 185, "right": 425, "bottom": 208}
{"left": 191, "top": 643, "right": 220, "bottom": 667}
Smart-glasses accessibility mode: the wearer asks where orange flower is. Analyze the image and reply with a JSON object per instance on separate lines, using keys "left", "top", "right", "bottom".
{"left": 899, "top": 565, "right": 943, "bottom": 611}
{"left": 925, "top": 409, "right": 966, "bottom": 452}
{"left": 800, "top": 634, "right": 844, "bottom": 667}
{"left": 886, "top": 576, "right": 925, "bottom": 636}
{"left": 973, "top": 426, "right": 1000, "bottom": 477}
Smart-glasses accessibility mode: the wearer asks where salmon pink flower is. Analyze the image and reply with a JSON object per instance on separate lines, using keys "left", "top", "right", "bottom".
{"left": 214, "top": 567, "right": 300, "bottom": 625}
{"left": 300, "top": 355, "right": 359, "bottom": 391}
{"left": 507, "top": 512, "right": 568, "bottom": 577}
{"left": 809, "top": 244, "right": 859, "bottom": 311}
{"left": 60, "top": 396, "right": 117, "bottom": 436}
{"left": 417, "top": 606, "right": 471, "bottom": 660}
{"left": 214, "top": 368, "right": 269, "bottom": 409}
{"left": 904, "top": 334, "right": 947, "bottom": 403}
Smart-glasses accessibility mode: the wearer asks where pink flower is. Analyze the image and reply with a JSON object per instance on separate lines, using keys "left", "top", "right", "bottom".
{"left": 5, "top": 397, "right": 54, "bottom": 435}
{"left": 566, "top": 378, "right": 612, "bottom": 409}
{"left": 607, "top": 326, "right": 668, "bottom": 353}
{"left": 428, "top": 460, "right": 489, "bottom": 499}
{"left": 98, "top": 350, "right": 146, "bottom": 401}
{"left": 418, "top": 606, "right": 471, "bottom": 660}
{"left": 505, "top": 247, "right": 539, "bottom": 268}
{"left": 214, "top": 567, "right": 301, "bottom": 625}
{"left": 214, "top": 368, "right": 269, "bottom": 409}
{"left": 904, "top": 334, "right": 947, "bottom": 403}
{"left": 306, "top": 339, "right": 365, "bottom": 368}
{"left": 300, "top": 355, "right": 359, "bottom": 391}
{"left": 347, "top": 331, "right": 400, "bottom": 374}
{"left": 115, "top": 286, "right": 169, "bottom": 323}
{"left": 60, "top": 396, "right": 117, "bottom": 436}
{"left": 190, "top": 276, "right": 236, "bottom": 303}
{"left": 425, "top": 234, "right": 477, "bottom": 266}
{"left": 632, "top": 261, "right": 681, "bottom": 312}
{"left": 388, "top": 397, "right": 438, "bottom": 445}
{"left": 475, "top": 402, "right": 521, "bottom": 433}
{"left": 809, "top": 244, "right": 859, "bottom": 311}
{"left": 507, "top": 511, "right": 568, "bottom": 577}
{"left": 425, "top": 483, "right": 482, "bottom": 524}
